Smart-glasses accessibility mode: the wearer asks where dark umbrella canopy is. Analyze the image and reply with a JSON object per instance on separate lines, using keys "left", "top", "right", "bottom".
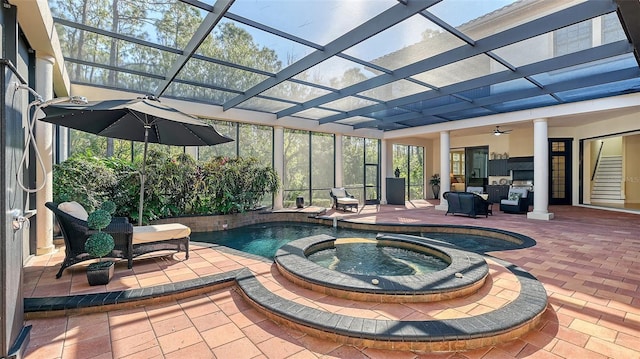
{"left": 41, "top": 97, "right": 233, "bottom": 225}
{"left": 41, "top": 98, "right": 233, "bottom": 146}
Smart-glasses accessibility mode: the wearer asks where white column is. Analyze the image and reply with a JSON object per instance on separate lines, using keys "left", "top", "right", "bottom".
{"left": 334, "top": 134, "right": 343, "bottom": 188}
{"left": 435, "top": 131, "right": 450, "bottom": 211}
{"left": 58, "top": 127, "right": 69, "bottom": 162}
{"left": 379, "top": 139, "right": 388, "bottom": 204}
{"left": 528, "top": 118, "right": 554, "bottom": 220}
{"left": 35, "top": 54, "right": 56, "bottom": 255}
{"left": 273, "top": 126, "right": 284, "bottom": 210}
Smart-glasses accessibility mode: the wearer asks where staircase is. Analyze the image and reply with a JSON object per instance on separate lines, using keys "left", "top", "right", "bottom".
{"left": 591, "top": 155, "right": 624, "bottom": 203}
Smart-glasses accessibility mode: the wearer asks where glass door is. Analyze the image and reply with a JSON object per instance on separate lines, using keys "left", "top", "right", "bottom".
{"left": 549, "top": 138, "right": 572, "bottom": 205}
{"left": 364, "top": 138, "right": 380, "bottom": 204}
{"left": 364, "top": 164, "right": 379, "bottom": 204}
{"left": 465, "top": 146, "right": 489, "bottom": 189}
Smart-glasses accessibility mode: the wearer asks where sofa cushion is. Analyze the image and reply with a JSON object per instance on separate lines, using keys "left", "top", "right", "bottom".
{"left": 58, "top": 201, "right": 89, "bottom": 221}
{"left": 133, "top": 223, "right": 191, "bottom": 245}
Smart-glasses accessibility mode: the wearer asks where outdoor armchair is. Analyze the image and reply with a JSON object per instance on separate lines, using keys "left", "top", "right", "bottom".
{"left": 499, "top": 187, "right": 530, "bottom": 214}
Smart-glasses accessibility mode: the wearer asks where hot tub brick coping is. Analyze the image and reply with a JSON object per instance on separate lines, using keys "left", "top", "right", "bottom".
{"left": 236, "top": 264, "right": 547, "bottom": 344}
{"left": 275, "top": 233, "right": 490, "bottom": 297}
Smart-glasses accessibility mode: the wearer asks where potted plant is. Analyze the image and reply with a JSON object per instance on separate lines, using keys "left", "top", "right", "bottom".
{"left": 85, "top": 201, "right": 116, "bottom": 286}
{"left": 429, "top": 174, "right": 441, "bottom": 199}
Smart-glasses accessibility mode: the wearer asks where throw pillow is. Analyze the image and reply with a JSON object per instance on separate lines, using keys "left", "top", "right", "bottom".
{"left": 508, "top": 192, "right": 522, "bottom": 201}
{"left": 58, "top": 201, "right": 89, "bottom": 221}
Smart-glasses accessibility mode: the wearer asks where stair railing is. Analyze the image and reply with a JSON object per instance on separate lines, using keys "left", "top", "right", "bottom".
{"left": 591, "top": 141, "right": 604, "bottom": 181}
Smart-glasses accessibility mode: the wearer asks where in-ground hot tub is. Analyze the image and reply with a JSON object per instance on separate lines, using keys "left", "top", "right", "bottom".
{"left": 275, "top": 233, "right": 489, "bottom": 303}
{"left": 307, "top": 237, "right": 449, "bottom": 276}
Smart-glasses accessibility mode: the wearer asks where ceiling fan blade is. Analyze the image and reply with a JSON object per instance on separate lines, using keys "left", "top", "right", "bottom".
{"left": 493, "top": 126, "right": 512, "bottom": 135}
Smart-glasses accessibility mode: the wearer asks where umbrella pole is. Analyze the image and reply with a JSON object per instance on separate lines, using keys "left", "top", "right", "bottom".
{"left": 138, "top": 126, "right": 150, "bottom": 226}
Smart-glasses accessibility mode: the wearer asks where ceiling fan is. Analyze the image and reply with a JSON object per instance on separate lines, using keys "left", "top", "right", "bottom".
{"left": 493, "top": 126, "right": 512, "bottom": 136}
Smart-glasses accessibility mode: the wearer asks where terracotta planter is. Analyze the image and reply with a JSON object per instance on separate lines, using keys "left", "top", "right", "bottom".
{"left": 86, "top": 261, "right": 114, "bottom": 286}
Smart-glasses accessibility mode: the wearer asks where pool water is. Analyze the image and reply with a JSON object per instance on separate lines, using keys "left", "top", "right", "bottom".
{"left": 308, "top": 242, "right": 449, "bottom": 276}
{"left": 190, "top": 222, "right": 377, "bottom": 259}
{"left": 189, "top": 222, "right": 520, "bottom": 259}
{"left": 421, "top": 232, "right": 522, "bottom": 253}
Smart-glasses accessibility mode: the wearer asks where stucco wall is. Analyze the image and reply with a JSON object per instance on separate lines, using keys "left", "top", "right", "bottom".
{"left": 624, "top": 134, "right": 640, "bottom": 203}
{"left": 601, "top": 136, "right": 623, "bottom": 156}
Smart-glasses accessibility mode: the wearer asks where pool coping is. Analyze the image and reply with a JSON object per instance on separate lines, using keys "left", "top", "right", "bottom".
{"left": 275, "top": 233, "right": 489, "bottom": 302}
{"left": 24, "top": 269, "right": 243, "bottom": 319}
{"left": 237, "top": 254, "right": 548, "bottom": 351}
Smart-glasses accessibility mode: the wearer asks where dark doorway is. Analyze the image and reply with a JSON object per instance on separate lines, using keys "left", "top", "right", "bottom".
{"left": 549, "top": 138, "right": 573, "bottom": 205}
{"left": 465, "top": 146, "right": 489, "bottom": 189}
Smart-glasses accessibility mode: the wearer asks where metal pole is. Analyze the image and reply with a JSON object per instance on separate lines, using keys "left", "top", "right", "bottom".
{"left": 138, "top": 126, "right": 150, "bottom": 226}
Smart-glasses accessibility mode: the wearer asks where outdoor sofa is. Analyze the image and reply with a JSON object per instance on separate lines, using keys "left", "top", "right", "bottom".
{"left": 443, "top": 191, "right": 491, "bottom": 218}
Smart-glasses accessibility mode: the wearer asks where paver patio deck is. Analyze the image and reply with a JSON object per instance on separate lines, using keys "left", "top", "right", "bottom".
{"left": 22, "top": 201, "right": 640, "bottom": 358}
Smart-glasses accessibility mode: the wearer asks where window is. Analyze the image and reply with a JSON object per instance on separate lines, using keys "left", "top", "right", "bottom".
{"left": 393, "top": 144, "right": 424, "bottom": 200}
{"left": 283, "top": 130, "right": 336, "bottom": 207}
{"left": 199, "top": 120, "right": 237, "bottom": 161}
{"left": 311, "top": 133, "right": 335, "bottom": 207}
{"left": 450, "top": 150, "right": 465, "bottom": 177}
{"left": 602, "top": 12, "right": 626, "bottom": 44}
{"left": 343, "top": 136, "right": 365, "bottom": 201}
{"left": 283, "top": 129, "right": 310, "bottom": 207}
{"left": 554, "top": 21, "right": 592, "bottom": 56}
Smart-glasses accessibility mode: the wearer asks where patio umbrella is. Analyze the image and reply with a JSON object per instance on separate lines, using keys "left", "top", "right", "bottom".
{"left": 41, "top": 97, "right": 233, "bottom": 225}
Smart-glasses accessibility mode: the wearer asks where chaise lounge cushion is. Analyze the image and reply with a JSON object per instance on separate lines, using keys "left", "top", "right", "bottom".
{"left": 336, "top": 197, "right": 359, "bottom": 206}
{"left": 133, "top": 223, "right": 191, "bottom": 245}
{"left": 58, "top": 201, "right": 89, "bottom": 221}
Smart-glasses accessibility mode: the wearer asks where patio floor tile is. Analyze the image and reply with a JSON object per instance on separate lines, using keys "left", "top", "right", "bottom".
{"left": 22, "top": 202, "right": 640, "bottom": 358}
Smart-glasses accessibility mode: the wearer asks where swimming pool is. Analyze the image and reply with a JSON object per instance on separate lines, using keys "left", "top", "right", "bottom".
{"left": 189, "top": 222, "right": 525, "bottom": 259}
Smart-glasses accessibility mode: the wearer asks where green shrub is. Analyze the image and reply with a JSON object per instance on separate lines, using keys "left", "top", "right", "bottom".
{"left": 53, "top": 152, "right": 280, "bottom": 221}
{"left": 52, "top": 153, "right": 117, "bottom": 212}
{"left": 199, "top": 156, "right": 279, "bottom": 214}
